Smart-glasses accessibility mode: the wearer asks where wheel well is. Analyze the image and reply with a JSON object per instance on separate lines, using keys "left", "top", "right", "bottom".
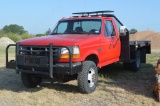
{"left": 85, "top": 54, "right": 99, "bottom": 65}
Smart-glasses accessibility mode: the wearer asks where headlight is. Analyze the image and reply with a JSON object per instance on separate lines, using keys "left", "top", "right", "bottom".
{"left": 61, "top": 48, "right": 69, "bottom": 54}
{"left": 20, "top": 46, "right": 28, "bottom": 55}
{"left": 60, "top": 46, "right": 80, "bottom": 59}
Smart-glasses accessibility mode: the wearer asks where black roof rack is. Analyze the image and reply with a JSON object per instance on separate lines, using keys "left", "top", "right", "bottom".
{"left": 72, "top": 10, "right": 124, "bottom": 26}
{"left": 72, "top": 10, "right": 114, "bottom": 16}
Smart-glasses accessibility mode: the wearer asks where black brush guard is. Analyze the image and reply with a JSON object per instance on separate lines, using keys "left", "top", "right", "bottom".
{"left": 6, "top": 43, "right": 82, "bottom": 78}
{"left": 6, "top": 44, "right": 16, "bottom": 69}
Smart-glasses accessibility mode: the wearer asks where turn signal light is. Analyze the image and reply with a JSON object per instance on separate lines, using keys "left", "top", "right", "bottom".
{"left": 78, "top": 16, "right": 81, "bottom": 18}
{"left": 60, "top": 54, "right": 80, "bottom": 59}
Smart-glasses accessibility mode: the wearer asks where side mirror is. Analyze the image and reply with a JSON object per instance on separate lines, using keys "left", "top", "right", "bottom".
{"left": 120, "top": 26, "right": 127, "bottom": 36}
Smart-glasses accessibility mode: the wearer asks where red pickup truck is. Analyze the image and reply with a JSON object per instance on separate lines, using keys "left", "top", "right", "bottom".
{"left": 6, "top": 11, "right": 151, "bottom": 94}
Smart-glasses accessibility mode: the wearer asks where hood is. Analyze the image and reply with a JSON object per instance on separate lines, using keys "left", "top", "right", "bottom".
{"left": 19, "top": 34, "right": 100, "bottom": 46}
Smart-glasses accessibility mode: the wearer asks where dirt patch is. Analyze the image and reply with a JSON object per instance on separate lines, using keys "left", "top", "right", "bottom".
{"left": 0, "top": 37, "right": 15, "bottom": 46}
{"left": 130, "top": 30, "right": 160, "bottom": 49}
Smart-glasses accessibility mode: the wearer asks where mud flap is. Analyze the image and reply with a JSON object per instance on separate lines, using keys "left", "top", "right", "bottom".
{"left": 6, "top": 44, "right": 16, "bottom": 69}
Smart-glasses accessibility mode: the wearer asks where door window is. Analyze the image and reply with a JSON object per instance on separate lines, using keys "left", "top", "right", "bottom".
{"left": 104, "top": 21, "right": 115, "bottom": 37}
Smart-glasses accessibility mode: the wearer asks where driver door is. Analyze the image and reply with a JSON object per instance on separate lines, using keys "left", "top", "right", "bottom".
{"left": 101, "top": 19, "right": 120, "bottom": 62}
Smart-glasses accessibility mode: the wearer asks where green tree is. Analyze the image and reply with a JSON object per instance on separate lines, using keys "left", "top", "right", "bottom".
{"left": 45, "top": 28, "right": 51, "bottom": 35}
{"left": 2, "top": 24, "right": 27, "bottom": 35}
{"left": 21, "top": 33, "right": 34, "bottom": 40}
{"left": 6, "top": 33, "right": 22, "bottom": 42}
{"left": 35, "top": 34, "right": 45, "bottom": 37}
{"left": 130, "top": 28, "right": 138, "bottom": 34}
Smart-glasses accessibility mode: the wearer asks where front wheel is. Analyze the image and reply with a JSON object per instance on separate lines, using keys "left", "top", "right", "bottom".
{"left": 21, "top": 72, "right": 42, "bottom": 88}
{"left": 77, "top": 61, "right": 98, "bottom": 94}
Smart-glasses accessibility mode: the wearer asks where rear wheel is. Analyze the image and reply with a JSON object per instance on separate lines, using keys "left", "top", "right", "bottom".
{"left": 77, "top": 61, "right": 98, "bottom": 94}
{"left": 131, "top": 51, "right": 141, "bottom": 71}
{"left": 21, "top": 72, "right": 42, "bottom": 88}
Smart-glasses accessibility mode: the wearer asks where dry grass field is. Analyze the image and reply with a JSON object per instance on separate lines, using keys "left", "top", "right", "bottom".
{"left": 0, "top": 46, "right": 160, "bottom": 106}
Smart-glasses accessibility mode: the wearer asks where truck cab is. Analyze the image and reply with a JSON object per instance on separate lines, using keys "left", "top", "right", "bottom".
{"left": 6, "top": 10, "right": 151, "bottom": 94}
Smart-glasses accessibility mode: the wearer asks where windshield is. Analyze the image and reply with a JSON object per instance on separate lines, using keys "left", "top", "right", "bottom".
{"left": 50, "top": 19, "right": 101, "bottom": 35}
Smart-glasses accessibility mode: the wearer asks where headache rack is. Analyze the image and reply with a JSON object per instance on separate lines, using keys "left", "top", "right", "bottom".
{"left": 72, "top": 10, "right": 124, "bottom": 26}
{"left": 72, "top": 10, "right": 114, "bottom": 16}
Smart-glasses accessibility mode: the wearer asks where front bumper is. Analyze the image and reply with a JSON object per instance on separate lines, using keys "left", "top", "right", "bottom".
{"left": 17, "top": 62, "right": 82, "bottom": 75}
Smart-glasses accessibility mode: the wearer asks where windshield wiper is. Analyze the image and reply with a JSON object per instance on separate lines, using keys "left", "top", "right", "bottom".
{"left": 50, "top": 33, "right": 63, "bottom": 35}
{"left": 70, "top": 32, "right": 85, "bottom": 34}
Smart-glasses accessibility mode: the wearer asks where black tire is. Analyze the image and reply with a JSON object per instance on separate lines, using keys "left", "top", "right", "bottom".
{"left": 123, "top": 63, "right": 130, "bottom": 70}
{"left": 140, "top": 49, "right": 146, "bottom": 63}
{"left": 21, "top": 72, "right": 42, "bottom": 88}
{"left": 131, "top": 51, "right": 141, "bottom": 72}
{"left": 77, "top": 61, "right": 98, "bottom": 94}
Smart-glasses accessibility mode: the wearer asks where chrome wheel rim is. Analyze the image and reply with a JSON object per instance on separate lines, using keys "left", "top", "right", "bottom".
{"left": 88, "top": 68, "right": 96, "bottom": 87}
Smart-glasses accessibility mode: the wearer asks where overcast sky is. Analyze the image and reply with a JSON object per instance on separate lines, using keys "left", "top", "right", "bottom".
{"left": 0, "top": 0, "right": 159, "bottom": 34}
